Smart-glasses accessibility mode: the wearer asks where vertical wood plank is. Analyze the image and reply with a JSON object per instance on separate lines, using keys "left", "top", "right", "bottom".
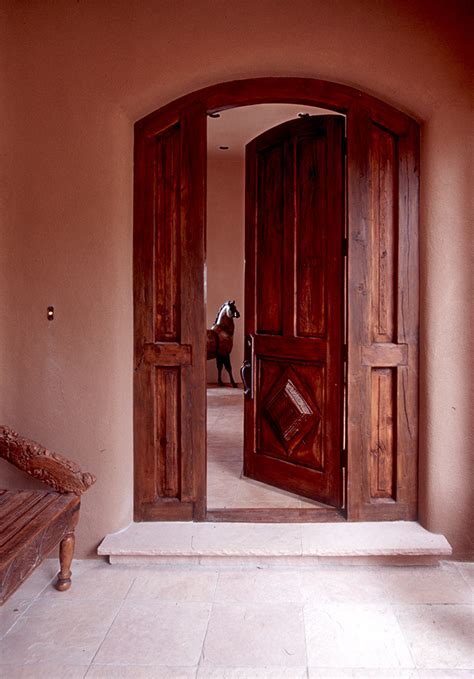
{"left": 134, "top": 132, "right": 157, "bottom": 510}
{"left": 346, "top": 107, "right": 372, "bottom": 519}
{"left": 296, "top": 135, "right": 327, "bottom": 338}
{"left": 369, "top": 368, "right": 395, "bottom": 499}
{"left": 155, "top": 125, "right": 180, "bottom": 342}
{"left": 256, "top": 142, "right": 285, "bottom": 335}
{"left": 156, "top": 368, "right": 180, "bottom": 498}
{"left": 179, "top": 103, "right": 207, "bottom": 512}
{"left": 395, "top": 122, "right": 419, "bottom": 514}
{"left": 370, "top": 124, "right": 397, "bottom": 344}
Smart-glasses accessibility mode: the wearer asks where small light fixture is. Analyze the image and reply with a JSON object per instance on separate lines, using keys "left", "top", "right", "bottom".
{"left": 298, "top": 112, "right": 310, "bottom": 118}
{"left": 208, "top": 112, "right": 221, "bottom": 118}
{"left": 47, "top": 306, "right": 54, "bottom": 321}
{"left": 219, "top": 146, "right": 229, "bottom": 150}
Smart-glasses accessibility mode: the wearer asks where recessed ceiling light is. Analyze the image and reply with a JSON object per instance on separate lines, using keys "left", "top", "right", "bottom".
{"left": 219, "top": 146, "right": 229, "bottom": 150}
{"left": 208, "top": 112, "right": 221, "bottom": 118}
{"left": 298, "top": 112, "right": 310, "bottom": 118}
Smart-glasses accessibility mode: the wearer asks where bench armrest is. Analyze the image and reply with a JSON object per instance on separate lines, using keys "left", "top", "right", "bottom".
{"left": 0, "top": 426, "right": 96, "bottom": 495}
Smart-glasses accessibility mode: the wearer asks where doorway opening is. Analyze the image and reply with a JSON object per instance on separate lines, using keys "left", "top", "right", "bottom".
{"left": 205, "top": 104, "right": 347, "bottom": 517}
{"left": 133, "top": 78, "right": 419, "bottom": 524}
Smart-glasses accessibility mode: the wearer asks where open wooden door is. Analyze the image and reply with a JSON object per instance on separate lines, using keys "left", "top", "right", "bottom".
{"left": 242, "top": 115, "right": 345, "bottom": 507}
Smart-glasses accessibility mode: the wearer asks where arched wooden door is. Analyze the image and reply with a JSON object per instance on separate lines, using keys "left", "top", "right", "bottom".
{"left": 133, "top": 78, "right": 419, "bottom": 522}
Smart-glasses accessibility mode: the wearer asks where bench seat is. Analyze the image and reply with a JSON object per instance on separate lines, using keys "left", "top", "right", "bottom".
{"left": 0, "top": 489, "right": 81, "bottom": 604}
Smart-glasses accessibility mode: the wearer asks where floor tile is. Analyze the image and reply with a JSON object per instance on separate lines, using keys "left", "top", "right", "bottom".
{"left": 6, "top": 558, "right": 58, "bottom": 603}
{"left": 304, "top": 603, "right": 414, "bottom": 669}
{"left": 1, "top": 665, "right": 88, "bottom": 678}
{"left": 0, "top": 599, "right": 31, "bottom": 639}
{"left": 308, "top": 670, "right": 418, "bottom": 678}
{"left": 299, "top": 567, "right": 387, "bottom": 603}
{"left": 455, "top": 562, "right": 474, "bottom": 588}
{"left": 39, "top": 562, "right": 136, "bottom": 600}
{"left": 394, "top": 604, "right": 474, "bottom": 669}
{"left": 214, "top": 569, "right": 303, "bottom": 603}
{"left": 126, "top": 569, "right": 218, "bottom": 602}
{"left": 86, "top": 667, "right": 197, "bottom": 678}
{"left": 416, "top": 670, "right": 474, "bottom": 678}
{"left": 93, "top": 601, "right": 211, "bottom": 666}
{"left": 201, "top": 602, "right": 306, "bottom": 668}
{"left": 198, "top": 668, "right": 307, "bottom": 678}
{"left": 379, "top": 566, "right": 473, "bottom": 604}
{"left": 0, "top": 599, "right": 121, "bottom": 665}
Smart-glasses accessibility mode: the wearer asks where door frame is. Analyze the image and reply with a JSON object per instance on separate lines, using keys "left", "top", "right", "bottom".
{"left": 134, "top": 77, "right": 419, "bottom": 523}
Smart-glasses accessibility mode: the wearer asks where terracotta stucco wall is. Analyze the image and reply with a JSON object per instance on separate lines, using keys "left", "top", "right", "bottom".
{"left": 0, "top": 0, "right": 471, "bottom": 557}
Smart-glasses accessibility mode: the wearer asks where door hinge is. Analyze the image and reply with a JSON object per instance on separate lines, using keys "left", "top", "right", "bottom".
{"left": 342, "top": 237, "right": 348, "bottom": 257}
{"left": 342, "top": 343, "right": 348, "bottom": 361}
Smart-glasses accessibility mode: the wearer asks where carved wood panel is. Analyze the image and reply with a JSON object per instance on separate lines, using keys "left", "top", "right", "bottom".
{"left": 154, "top": 123, "right": 180, "bottom": 342}
{"left": 258, "top": 360, "right": 324, "bottom": 469}
{"left": 296, "top": 134, "right": 328, "bottom": 338}
{"left": 256, "top": 142, "right": 285, "bottom": 336}
{"left": 369, "top": 367, "right": 395, "bottom": 499}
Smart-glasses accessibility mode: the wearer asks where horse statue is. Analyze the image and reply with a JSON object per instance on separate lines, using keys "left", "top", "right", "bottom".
{"left": 207, "top": 300, "right": 240, "bottom": 387}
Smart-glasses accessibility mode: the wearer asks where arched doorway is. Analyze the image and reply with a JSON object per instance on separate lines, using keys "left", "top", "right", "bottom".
{"left": 133, "top": 78, "right": 419, "bottom": 523}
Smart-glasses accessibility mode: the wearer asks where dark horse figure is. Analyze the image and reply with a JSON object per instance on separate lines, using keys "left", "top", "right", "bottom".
{"left": 207, "top": 300, "right": 240, "bottom": 387}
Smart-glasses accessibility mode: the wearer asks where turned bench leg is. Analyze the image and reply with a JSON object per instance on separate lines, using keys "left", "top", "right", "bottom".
{"left": 55, "top": 530, "right": 75, "bottom": 591}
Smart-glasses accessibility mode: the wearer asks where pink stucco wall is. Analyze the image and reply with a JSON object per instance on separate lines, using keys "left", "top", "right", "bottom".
{"left": 0, "top": 1, "right": 471, "bottom": 557}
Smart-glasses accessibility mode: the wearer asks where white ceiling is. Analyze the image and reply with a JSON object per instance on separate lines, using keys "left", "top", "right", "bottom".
{"left": 207, "top": 103, "right": 344, "bottom": 158}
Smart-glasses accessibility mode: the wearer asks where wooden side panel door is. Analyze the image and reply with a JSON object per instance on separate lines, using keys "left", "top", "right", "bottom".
{"left": 346, "top": 107, "right": 419, "bottom": 520}
{"left": 243, "top": 116, "right": 345, "bottom": 508}
{"left": 134, "top": 104, "right": 206, "bottom": 521}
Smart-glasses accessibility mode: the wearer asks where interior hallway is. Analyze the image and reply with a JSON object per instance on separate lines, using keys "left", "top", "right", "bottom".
{"left": 0, "top": 557, "right": 472, "bottom": 677}
{"left": 207, "top": 387, "right": 321, "bottom": 510}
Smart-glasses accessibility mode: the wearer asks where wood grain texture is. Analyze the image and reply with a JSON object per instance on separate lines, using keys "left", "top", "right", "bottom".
{"left": 346, "top": 105, "right": 419, "bottom": 521}
{"left": 256, "top": 142, "right": 285, "bottom": 335}
{"left": 0, "top": 490, "right": 80, "bottom": 604}
{"left": 134, "top": 101, "right": 206, "bottom": 519}
{"left": 244, "top": 116, "right": 344, "bottom": 508}
{"left": 370, "top": 124, "right": 397, "bottom": 343}
{"left": 0, "top": 426, "right": 96, "bottom": 495}
{"left": 369, "top": 368, "right": 395, "bottom": 499}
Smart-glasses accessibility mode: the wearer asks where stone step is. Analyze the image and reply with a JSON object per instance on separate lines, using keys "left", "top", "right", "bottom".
{"left": 98, "top": 521, "right": 452, "bottom": 566}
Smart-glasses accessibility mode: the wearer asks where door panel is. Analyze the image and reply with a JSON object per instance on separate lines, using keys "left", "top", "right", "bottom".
{"left": 134, "top": 104, "right": 206, "bottom": 521}
{"left": 244, "top": 115, "right": 345, "bottom": 508}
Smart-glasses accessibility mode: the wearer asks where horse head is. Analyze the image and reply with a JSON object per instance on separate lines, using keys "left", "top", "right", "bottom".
{"left": 226, "top": 300, "right": 240, "bottom": 319}
{"left": 215, "top": 300, "right": 240, "bottom": 324}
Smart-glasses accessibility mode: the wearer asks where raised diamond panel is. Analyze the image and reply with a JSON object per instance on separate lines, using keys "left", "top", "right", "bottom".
{"left": 263, "top": 367, "right": 321, "bottom": 455}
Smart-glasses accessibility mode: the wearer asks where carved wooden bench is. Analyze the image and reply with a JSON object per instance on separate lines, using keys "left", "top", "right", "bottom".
{"left": 0, "top": 426, "right": 95, "bottom": 605}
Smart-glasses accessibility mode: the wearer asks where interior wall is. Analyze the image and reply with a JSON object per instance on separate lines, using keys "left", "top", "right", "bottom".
{"left": 1, "top": 1, "right": 471, "bottom": 558}
{"left": 206, "top": 154, "right": 245, "bottom": 385}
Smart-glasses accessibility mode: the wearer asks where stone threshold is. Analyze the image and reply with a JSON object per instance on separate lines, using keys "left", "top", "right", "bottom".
{"left": 98, "top": 521, "right": 452, "bottom": 566}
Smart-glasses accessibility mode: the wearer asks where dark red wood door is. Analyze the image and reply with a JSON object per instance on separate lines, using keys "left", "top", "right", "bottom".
{"left": 243, "top": 115, "right": 345, "bottom": 507}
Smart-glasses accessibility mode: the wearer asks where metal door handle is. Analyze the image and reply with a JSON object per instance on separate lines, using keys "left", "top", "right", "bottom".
{"left": 240, "top": 359, "right": 253, "bottom": 398}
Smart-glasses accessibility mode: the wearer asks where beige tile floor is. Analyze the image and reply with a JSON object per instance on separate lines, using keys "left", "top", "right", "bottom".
{"left": 206, "top": 386, "right": 324, "bottom": 510}
{"left": 0, "top": 558, "right": 472, "bottom": 677}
